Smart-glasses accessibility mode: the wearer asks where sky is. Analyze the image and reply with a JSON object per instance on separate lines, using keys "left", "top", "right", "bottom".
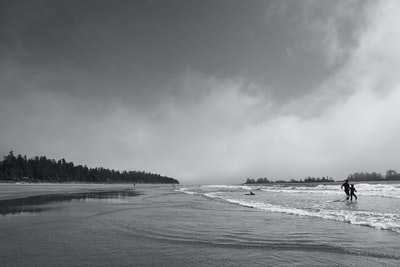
{"left": 1, "top": 0, "right": 400, "bottom": 184}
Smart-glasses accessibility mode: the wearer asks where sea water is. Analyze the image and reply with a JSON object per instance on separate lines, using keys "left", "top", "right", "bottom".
{"left": 180, "top": 182, "right": 400, "bottom": 234}
{"left": 0, "top": 183, "right": 399, "bottom": 266}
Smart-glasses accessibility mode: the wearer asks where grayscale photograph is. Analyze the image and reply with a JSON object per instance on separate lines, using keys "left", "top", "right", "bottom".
{"left": 1, "top": 0, "right": 400, "bottom": 266}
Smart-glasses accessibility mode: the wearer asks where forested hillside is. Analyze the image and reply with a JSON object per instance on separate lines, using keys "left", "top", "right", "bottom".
{"left": 0, "top": 151, "right": 179, "bottom": 184}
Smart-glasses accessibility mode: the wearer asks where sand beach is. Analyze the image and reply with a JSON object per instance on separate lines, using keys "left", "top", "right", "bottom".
{"left": 0, "top": 183, "right": 399, "bottom": 266}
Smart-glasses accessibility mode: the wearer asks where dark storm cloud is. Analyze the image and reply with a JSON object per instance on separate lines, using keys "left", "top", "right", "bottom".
{"left": 2, "top": 1, "right": 268, "bottom": 92}
{"left": 1, "top": 0, "right": 360, "bottom": 103}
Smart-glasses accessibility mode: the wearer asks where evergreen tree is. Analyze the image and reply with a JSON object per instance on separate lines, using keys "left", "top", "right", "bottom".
{"left": 0, "top": 152, "right": 179, "bottom": 184}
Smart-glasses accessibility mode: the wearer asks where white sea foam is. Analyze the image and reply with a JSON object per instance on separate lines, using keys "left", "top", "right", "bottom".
{"left": 354, "top": 183, "right": 400, "bottom": 198}
{"left": 203, "top": 192, "right": 224, "bottom": 199}
{"left": 183, "top": 183, "right": 400, "bottom": 198}
{"left": 179, "top": 183, "right": 400, "bottom": 233}
{"left": 202, "top": 184, "right": 251, "bottom": 190}
{"left": 223, "top": 198, "right": 400, "bottom": 233}
{"left": 260, "top": 187, "right": 343, "bottom": 196}
{"left": 251, "top": 183, "right": 400, "bottom": 199}
{"left": 178, "top": 187, "right": 198, "bottom": 195}
{"left": 182, "top": 183, "right": 400, "bottom": 199}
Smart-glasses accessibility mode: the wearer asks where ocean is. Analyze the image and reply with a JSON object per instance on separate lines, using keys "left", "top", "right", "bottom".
{"left": 0, "top": 182, "right": 399, "bottom": 266}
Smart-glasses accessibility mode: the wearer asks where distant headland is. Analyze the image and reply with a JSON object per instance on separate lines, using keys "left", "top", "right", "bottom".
{"left": 245, "top": 176, "right": 335, "bottom": 184}
{"left": 0, "top": 151, "right": 179, "bottom": 184}
{"left": 244, "top": 170, "right": 400, "bottom": 184}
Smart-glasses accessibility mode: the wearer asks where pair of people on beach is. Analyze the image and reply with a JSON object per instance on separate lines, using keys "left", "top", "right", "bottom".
{"left": 341, "top": 180, "right": 357, "bottom": 201}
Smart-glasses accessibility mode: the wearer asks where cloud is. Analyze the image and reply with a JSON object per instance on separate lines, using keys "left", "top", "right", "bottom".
{"left": 138, "top": 0, "right": 400, "bottom": 183}
{"left": 268, "top": 0, "right": 370, "bottom": 68}
{"left": 1, "top": 0, "right": 400, "bottom": 184}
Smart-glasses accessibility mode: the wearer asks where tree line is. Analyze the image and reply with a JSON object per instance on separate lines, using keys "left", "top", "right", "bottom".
{"left": 347, "top": 170, "right": 400, "bottom": 181}
{"left": 0, "top": 151, "right": 179, "bottom": 184}
{"left": 245, "top": 170, "right": 400, "bottom": 184}
{"left": 245, "top": 176, "right": 335, "bottom": 184}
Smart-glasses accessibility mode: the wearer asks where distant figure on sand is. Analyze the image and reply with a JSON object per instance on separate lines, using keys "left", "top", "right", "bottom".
{"left": 341, "top": 180, "right": 350, "bottom": 199}
{"left": 350, "top": 184, "right": 357, "bottom": 201}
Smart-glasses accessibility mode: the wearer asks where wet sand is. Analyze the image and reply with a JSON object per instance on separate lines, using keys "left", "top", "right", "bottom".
{"left": 0, "top": 183, "right": 138, "bottom": 201}
{"left": 1, "top": 183, "right": 399, "bottom": 266}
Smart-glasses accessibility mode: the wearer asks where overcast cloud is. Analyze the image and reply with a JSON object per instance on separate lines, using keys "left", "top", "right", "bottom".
{"left": 1, "top": 0, "right": 400, "bottom": 184}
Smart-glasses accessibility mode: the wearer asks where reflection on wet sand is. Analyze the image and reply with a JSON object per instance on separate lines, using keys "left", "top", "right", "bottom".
{"left": 0, "top": 189, "right": 140, "bottom": 216}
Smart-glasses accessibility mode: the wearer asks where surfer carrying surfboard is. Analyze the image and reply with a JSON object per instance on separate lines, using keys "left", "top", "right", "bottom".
{"left": 341, "top": 180, "right": 350, "bottom": 200}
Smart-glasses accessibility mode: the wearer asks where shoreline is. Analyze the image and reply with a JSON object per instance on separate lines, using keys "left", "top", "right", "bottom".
{"left": 0, "top": 183, "right": 137, "bottom": 201}
{"left": 1, "top": 182, "right": 400, "bottom": 266}
{"left": 0, "top": 183, "right": 180, "bottom": 202}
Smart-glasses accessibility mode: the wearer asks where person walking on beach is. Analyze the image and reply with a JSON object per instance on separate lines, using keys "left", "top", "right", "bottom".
{"left": 341, "top": 180, "right": 350, "bottom": 199}
{"left": 350, "top": 184, "right": 357, "bottom": 201}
